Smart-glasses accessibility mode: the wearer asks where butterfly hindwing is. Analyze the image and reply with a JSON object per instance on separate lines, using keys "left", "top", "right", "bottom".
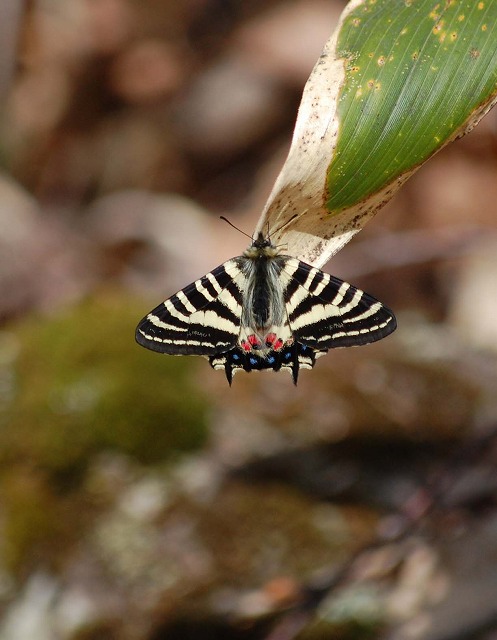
{"left": 281, "top": 258, "right": 396, "bottom": 349}
{"left": 209, "top": 342, "right": 328, "bottom": 385}
{"left": 135, "top": 260, "right": 245, "bottom": 355}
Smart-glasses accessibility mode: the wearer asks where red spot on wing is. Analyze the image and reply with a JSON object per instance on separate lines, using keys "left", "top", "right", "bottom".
{"left": 264, "top": 333, "right": 285, "bottom": 351}
{"left": 241, "top": 339, "right": 251, "bottom": 352}
{"left": 248, "top": 334, "right": 262, "bottom": 348}
{"left": 265, "top": 333, "right": 276, "bottom": 346}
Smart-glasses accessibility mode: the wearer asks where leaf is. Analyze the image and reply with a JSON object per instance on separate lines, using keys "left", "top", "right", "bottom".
{"left": 256, "top": 0, "right": 497, "bottom": 267}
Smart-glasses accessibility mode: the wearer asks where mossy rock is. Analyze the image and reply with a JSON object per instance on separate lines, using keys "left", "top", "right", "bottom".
{"left": 1, "top": 293, "right": 208, "bottom": 479}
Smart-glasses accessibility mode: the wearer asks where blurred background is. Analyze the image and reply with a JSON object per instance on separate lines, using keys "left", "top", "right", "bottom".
{"left": 1, "top": 1, "right": 497, "bottom": 639}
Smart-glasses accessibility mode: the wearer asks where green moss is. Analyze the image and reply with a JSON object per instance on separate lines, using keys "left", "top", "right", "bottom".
{"left": 3, "top": 294, "right": 208, "bottom": 473}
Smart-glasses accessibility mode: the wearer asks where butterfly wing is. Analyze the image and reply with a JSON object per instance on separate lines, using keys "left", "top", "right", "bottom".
{"left": 136, "top": 260, "right": 245, "bottom": 356}
{"left": 281, "top": 258, "right": 396, "bottom": 350}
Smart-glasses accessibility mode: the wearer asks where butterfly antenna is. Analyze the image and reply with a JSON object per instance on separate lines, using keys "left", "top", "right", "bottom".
{"left": 219, "top": 216, "right": 253, "bottom": 241}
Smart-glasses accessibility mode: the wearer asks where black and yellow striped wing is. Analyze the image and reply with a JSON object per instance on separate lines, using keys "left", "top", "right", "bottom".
{"left": 135, "top": 259, "right": 245, "bottom": 356}
{"left": 281, "top": 258, "right": 396, "bottom": 350}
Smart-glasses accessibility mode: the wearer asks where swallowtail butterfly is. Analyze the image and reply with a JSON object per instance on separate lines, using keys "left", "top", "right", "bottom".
{"left": 135, "top": 232, "right": 396, "bottom": 384}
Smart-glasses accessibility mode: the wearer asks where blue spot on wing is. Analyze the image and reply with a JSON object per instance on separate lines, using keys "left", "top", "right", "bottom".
{"left": 208, "top": 341, "right": 326, "bottom": 385}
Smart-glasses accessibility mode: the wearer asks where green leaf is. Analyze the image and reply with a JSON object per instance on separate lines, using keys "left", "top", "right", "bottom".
{"left": 256, "top": 0, "right": 497, "bottom": 267}
{"left": 328, "top": 0, "right": 497, "bottom": 210}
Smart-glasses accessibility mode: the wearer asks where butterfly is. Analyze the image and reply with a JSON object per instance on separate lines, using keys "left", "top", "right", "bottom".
{"left": 135, "top": 232, "right": 396, "bottom": 384}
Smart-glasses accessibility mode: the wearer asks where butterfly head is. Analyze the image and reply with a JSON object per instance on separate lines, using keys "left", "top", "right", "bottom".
{"left": 243, "top": 232, "right": 280, "bottom": 259}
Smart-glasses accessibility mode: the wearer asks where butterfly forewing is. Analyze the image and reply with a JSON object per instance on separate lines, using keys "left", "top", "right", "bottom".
{"left": 281, "top": 259, "right": 396, "bottom": 349}
{"left": 135, "top": 260, "right": 244, "bottom": 355}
